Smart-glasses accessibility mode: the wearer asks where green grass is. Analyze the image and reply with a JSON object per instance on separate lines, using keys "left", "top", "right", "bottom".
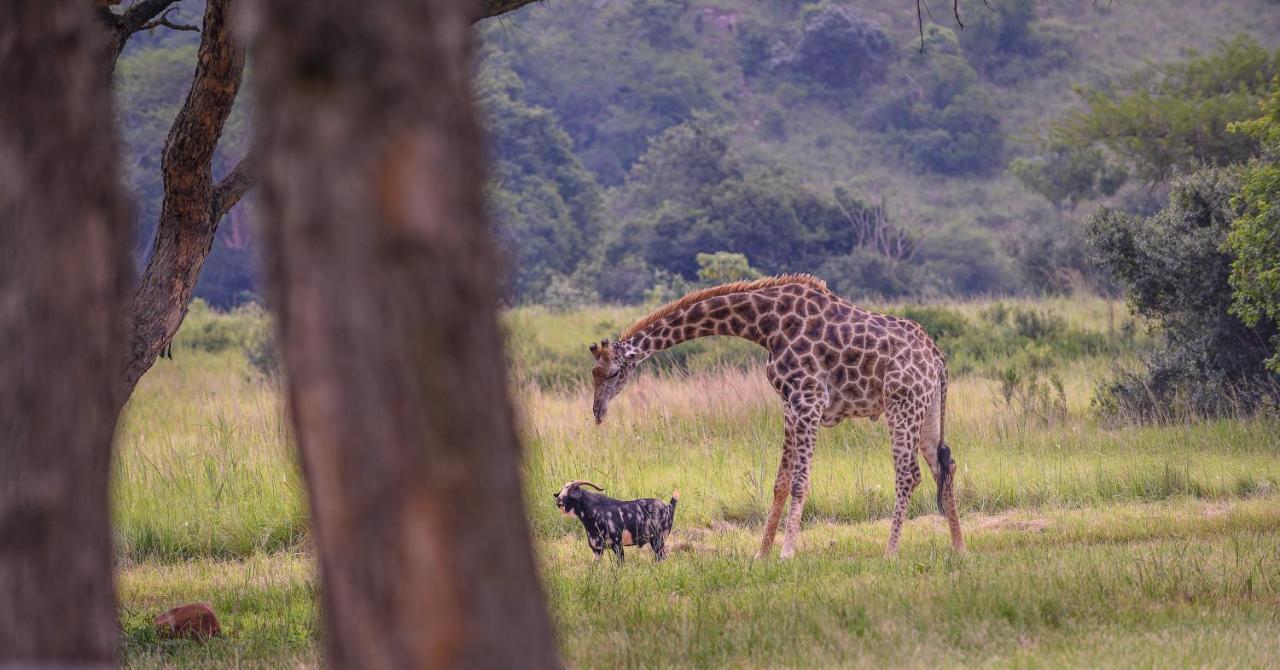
{"left": 119, "top": 497, "right": 1280, "bottom": 668}
{"left": 115, "top": 298, "right": 1280, "bottom": 667}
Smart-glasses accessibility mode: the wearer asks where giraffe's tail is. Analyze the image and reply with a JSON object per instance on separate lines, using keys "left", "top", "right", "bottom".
{"left": 936, "top": 442, "right": 953, "bottom": 514}
{"left": 934, "top": 362, "right": 952, "bottom": 515}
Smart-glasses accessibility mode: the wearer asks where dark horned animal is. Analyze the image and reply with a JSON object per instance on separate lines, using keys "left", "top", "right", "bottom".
{"left": 553, "top": 481, "right": 679, "bottom": 563}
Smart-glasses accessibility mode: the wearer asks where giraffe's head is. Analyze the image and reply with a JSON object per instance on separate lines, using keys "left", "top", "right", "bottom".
{"left": 589, "top": 338, "right": 642, "bottom": 424}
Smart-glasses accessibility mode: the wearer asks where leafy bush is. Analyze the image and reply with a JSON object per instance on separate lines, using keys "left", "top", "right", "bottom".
{"left": 1049, "top": 35, "right": 1278, "bottom": 186}
{"left": 175, "top": 299, "right": 260, "bottom": 355}
{"left": 818, "top": 248, "right": 919, "bottom": 300}
{"left": 612, "top": 117, "right": 852, "bottom": 281}
{"left": 959, "top": 0, "right": 1075, "bottom": 85}
{"left": 477, "top": 62, "right": 608, "bottom": 302}
{"left": 915, "top": 224, "right": 1015, "bottom": 294}
{"left": 1089, "top": 168, "right": 1280, "bottom": 420}
{"left": 1009, "top": 142, "right": 1126, "bottom": 209}
{"left": 1008, "top": 212, "right": 1114, "bottom": 296}
{"left": 541, "top": 273, "right": 599, "bottom": 313}
{"left": 1226, "top": 77, "right": 1280, "bottom": 372}
{"left": 898, "top": 305, "right": 970, "bottom": 340}
{"left": 869, "top": 34, "right": 1003, "bottom": 175}
{"left": 243, "top": 319, "right": 281, "bottom": 379}
{"left": 770, "top": 3, "right": 891, "bottom": 91}
{"left": 695, "top": 252, "right": 761, "bottom": 285}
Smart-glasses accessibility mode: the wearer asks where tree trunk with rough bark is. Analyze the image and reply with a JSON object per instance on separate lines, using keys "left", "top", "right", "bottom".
{"left": 249, "top": 0, "right": 559, "bottom": 667}
{"left": 0, "top": 1, "right": 133, "bottom": 665}
{"left": 121, "top": 0, "right": 249, "bottom": 396}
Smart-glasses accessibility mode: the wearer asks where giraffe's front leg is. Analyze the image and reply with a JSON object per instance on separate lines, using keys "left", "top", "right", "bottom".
{"left": 780, "top": 410, "right": 819, "bottom": 559}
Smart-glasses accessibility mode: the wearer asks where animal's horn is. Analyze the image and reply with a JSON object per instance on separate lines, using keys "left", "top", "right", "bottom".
{"left": 589, "top": 343, "right": 599, "bottom": 352}
{"left": 569, "top": 480, "right": 605, "bottom": 492}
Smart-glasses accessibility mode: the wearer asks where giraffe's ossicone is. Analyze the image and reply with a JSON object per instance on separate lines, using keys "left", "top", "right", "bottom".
{"left": 588, "top": 274, "right": 964, "bottom": 558}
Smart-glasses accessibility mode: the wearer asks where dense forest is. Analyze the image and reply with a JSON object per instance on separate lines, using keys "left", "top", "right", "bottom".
{"left": 115, "top": 0, "right": 1280, "bottom": 308}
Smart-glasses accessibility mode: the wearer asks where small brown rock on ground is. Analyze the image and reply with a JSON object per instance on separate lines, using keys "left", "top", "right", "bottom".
{"left": 154, "top": 602, "right": 221, "bottom": 640}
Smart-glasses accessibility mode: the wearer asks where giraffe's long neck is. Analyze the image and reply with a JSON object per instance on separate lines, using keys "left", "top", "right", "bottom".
{"left": 623, "top": 291, "right": 776, "bottom": 359}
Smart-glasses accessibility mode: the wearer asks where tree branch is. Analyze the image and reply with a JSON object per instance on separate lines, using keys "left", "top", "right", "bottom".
{"left": 138, "top": 7, "right": 197, "bottom": 32}
{"left": 482, "top": 0, "right": 545, "bottom": 20}
{"left": 118, "top": 0, "right": 183, "bottom": 34}
{"left": 211, "top": 151, "right": 256, "bottom": 222}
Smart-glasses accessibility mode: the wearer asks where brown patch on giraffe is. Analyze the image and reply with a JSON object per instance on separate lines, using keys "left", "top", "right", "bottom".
{"left": 781, "top": 315, "right": 803, "bottom": 339}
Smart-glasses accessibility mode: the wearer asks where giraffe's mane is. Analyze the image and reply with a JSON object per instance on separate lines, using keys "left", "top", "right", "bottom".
{"left": 620, "top": 274, "right": 829, "bottom": 340}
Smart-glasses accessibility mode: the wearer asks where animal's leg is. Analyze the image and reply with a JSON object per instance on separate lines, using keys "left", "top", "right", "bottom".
{"left": 780, "top": 405, "right": 820, "bottom": 559}
{"left": 755, "top": 411, "right": 797, "bottom": 559}
{"left": 918, "top": 392, "right": 964, "bottom": 552}
{"left": 611, "top": 542, "right": 624, "bottom": 565}
{"left": 885, "top": 399, "right": 924, "bottom": 556}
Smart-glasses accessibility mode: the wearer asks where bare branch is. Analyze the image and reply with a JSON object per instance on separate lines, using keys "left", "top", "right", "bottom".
{"left": 118, "top": 0, "right": 182, "bottom": 34}
{"left": 139, "top": 7, "right": 197, "bottom": 32}
{"left": 482, "top": 0, "right": 545, "bottom": 20}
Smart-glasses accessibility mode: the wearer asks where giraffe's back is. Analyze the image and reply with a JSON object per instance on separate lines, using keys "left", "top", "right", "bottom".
{"left": 754, "top": 283, "right": 944, "bottom": 426}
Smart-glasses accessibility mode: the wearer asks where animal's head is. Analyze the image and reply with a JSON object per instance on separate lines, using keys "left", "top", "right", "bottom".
{"left": 589, "top": 338, "right": 643, "bottom": 424}
{"left": 553, "top": 480, "right": 605, "bottom": 516}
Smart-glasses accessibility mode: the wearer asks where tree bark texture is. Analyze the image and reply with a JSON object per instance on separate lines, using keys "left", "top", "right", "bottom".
{"left": 0, "top": 1, "right": 133, "bottom": 665}
{"left": 249, "top": 0, "right": 559, "bottom": 668}
{"left": 121, "top": 0, "right": 247, "bottom": 396}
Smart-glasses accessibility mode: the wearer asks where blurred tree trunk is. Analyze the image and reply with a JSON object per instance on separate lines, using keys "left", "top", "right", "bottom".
{"left": 250, "top": 0, "right": 559, "bottom": 668}
{"left": 0, "top": 1, "right": 133, "bottom": 665}
{"left": 110, "top": 0, "right": 546, "bottom": 399}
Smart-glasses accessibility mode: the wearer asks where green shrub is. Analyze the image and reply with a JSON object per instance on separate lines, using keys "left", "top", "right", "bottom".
{"left": 899, "top": 305, "right": 970, "bottom": 340}
{"left": 1089, "top": 168, "right": 1280, "bottom": 420}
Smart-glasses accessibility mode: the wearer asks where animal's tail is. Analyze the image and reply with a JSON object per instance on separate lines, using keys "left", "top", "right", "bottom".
{"left": 935, "top": 363, "right": 953, "bottom": 515}
{"left": 669, "top": 489, "right": 680, "bottom": 521}
{"left": 936, "top": 442, "right": 953, "bottom": 513}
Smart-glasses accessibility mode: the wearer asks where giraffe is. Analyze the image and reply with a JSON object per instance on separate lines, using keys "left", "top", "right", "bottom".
{"left": 588, "top": 274, "right": 963, "bottom": 558}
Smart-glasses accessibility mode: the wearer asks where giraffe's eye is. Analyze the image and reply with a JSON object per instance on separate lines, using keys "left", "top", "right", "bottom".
{"left": 606, "top": 369, "right": 620, "bottom": 379}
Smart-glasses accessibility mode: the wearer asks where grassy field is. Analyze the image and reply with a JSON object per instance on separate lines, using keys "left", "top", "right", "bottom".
{"left": 116, "top": 298, "right": 1280, "bottom": 668}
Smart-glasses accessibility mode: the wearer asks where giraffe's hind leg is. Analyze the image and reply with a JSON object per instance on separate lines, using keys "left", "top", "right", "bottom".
{"left": 780, "top": 405, "right": 820, "bottom": 559}
{"left": 757, "top": 407, "right": 801, "bottom": 558}
{"left": 918, "top": 390, "right": 964, "bottom": 551}
{"left": 755, "top": 447, "right": 793, "bottom": 559}
{"left": 885, "top": 399, "right": 924, "bottom": 556}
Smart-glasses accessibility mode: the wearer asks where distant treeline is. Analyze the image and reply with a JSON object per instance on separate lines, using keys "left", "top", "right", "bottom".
{"left": 113, "top": 1, "right": 1280, "bottom": 312}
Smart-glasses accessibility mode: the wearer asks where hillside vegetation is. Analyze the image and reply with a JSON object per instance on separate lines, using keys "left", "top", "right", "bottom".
{"left": 115, "top": 0, "right": 1280, "bottom": 306}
